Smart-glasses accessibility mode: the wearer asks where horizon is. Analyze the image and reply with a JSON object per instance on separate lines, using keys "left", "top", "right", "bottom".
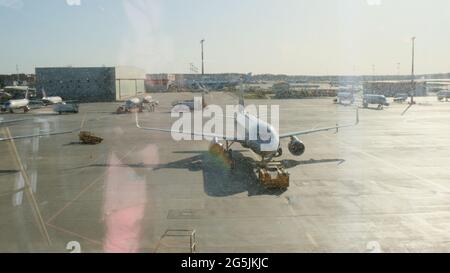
{"left": 5, "top": 69, "right": 450, "bottom": 79}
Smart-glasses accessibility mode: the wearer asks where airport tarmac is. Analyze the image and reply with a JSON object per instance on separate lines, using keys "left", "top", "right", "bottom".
{"left": 0, "top": 92, "right": 450, "bottom": 253}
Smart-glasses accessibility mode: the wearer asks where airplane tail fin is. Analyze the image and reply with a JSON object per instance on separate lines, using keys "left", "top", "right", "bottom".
{"left": 238, "top": 73, "right": 252, "bottom": 111}
{"left": 42, "top": 88, "right": 47, "bottom": 98}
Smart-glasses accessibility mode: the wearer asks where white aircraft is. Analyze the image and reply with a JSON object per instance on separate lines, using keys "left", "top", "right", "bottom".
{"left": 1, "top": 87, "right": 31, "bottom": 113}
{"left": 136, "top": 89, "right": 359, "bottom": 163}
{"left": 41, "top": 89, "right": 63, "bottom": 105}
{"left": 39, "top": 89, "right": 80, "bottom": 114}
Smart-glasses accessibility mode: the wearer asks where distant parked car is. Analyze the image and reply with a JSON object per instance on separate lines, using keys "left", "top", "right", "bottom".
{"left": 437, "top": 91, "right": 450, "bottom": 102}
{"left": 334, "top": 92, "right": 355, "bottom": 105}
{"left": 171, "top": 95, "right": 206, "bottom": 111}
{"left": 53, "top": 102, "right": 79, "bottom": 114}
{"left": 363, "top": 94, "right": 390, "bottom": 109}
{"left": 393, "top": 93, "right": 409, "bottom": 103}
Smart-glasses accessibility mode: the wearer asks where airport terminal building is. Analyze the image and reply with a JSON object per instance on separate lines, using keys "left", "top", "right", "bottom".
{"left": 145, "top": 73, "right": 245, "bottom": 91}
{"left": 36, "top": 66, "right": 145, "bottom": 102}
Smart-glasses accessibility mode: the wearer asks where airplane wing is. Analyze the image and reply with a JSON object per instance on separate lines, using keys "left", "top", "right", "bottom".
{"left": 135, "top": 113, "right": 240, "bottom": 142}
{"left": 279, "top": 108, "right": 359, "bottom": 139}
{"left": 0, "top": 128, "right": 81, "bottom": 142}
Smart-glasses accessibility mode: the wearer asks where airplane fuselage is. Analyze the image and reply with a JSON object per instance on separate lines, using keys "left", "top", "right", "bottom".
{"left": 234, "top": 111, "right": 280, "bottom": 158}
{"left": 2, "top": 99, "right": 30, "bottom": 112}
{"left": 42, "top": 96, "right": 63, "bottom": 105}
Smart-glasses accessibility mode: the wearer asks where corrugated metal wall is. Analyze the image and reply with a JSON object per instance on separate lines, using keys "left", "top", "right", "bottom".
{"left": 36, "top": 66, "right": 146, "bottom": 102}
{"left": 36, "top": 67, "right": 116, "bottom": 102}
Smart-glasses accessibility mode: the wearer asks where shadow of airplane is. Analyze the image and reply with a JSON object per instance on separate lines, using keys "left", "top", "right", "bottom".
{"left": 201, "top": 151, "right": 287, "bottom": 197}
{"left": 65, "top": 150, "right": 345, "bottom": 197}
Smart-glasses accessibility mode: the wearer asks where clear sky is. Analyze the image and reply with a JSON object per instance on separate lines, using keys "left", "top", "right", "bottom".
{"left": 1, "top": 0, "right": 449, "bottom": 75}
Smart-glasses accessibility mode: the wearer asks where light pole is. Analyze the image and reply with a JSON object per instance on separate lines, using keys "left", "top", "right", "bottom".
{"left": 372, "top": 64, "right": 376, "bottom": 81}
{"left": 200, "top": 39, "right": 205, "bottom": 75}
{"left": 410, "top": 37, "right": 416, "bottom": 104}
{"left": 16, "top": 64, "right": 19, "bottom": 84}
{"left": 411, "top": 37, "right": 415, "bottom": 81}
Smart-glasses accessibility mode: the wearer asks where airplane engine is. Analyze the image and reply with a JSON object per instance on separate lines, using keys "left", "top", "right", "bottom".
{"left": 288, "top": 137, "right": 306, "bottom": 156}
{"left": 209, "top": 137, "right": 225, "bottom": 156}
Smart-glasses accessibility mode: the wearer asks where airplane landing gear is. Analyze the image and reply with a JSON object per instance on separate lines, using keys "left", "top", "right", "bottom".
{"left": 276, "top": 147, "right": 283, "bottom": 157}
{"left": 209, "top": 140, "right": 236, "bottom": 169}
{"left": 225, "top": 141, "right": 236, "bottom": 170}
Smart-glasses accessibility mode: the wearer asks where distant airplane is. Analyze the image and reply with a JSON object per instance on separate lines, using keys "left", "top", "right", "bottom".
{"left": 41, "top": 89, "right": 63, "bottom": 105}
{"left": 1, "top": 86, "right": 31, "bottom": 113}
{"left": 137, "top": 83, "right": 359, "bottom": 163}
{"left": 39, "top": 89, "right": 80, "bottom": 114}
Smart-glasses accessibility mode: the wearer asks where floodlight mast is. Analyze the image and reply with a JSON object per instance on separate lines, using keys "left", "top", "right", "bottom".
{"left": 410, "top": 37, "right": 416, "bottom": 104}
{"left": 200, "top": 39, "right": 205, "bottom": 75}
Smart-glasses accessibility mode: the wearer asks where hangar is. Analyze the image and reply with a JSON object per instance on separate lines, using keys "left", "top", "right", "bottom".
{"left": 35, "top": 66, "right": 145, "bottom": 102}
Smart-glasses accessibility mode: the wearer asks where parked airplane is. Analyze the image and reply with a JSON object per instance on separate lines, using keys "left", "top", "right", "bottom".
{"left": 137, "top": 87, "right": 359, "bottom": 163}
{"left": 39, "top": 89, "right": 80, "bottom": 114}
{"left": 41, "top": 89, "right": 63, "bottom": 105}
{"left": 1, "top": 86, "right": 31, "bottom": 113}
